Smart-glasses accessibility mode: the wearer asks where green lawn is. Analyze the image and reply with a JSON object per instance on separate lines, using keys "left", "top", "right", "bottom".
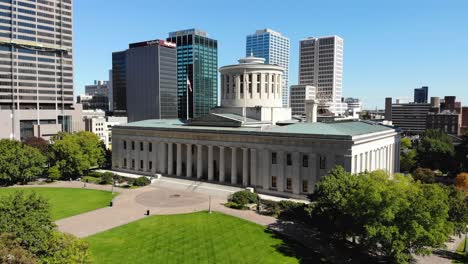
{"left": 0, "top": 187, "right": 117, "bottom": 220}
{"left": 87, "top": 212, "right": 300, "bottom": 264}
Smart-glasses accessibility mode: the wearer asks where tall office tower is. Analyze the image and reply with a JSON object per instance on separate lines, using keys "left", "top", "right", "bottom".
{"left": 299, "top": 36, "right": 345, "bottom": 115}
{"left": 246, "top": 29, "right": 290, "bottom": 107}
{"left": 414, "top": 86, "right": 428, "bottom": 103}
{"left": 0, "top": 0, "right": 83, "bottom": 140}
{"left": 112, "top": 39, "right": 178, "bottom": 122}
{"left": 167, "top": 29, "right": 218, "bottom": 118}
{"left": 112, "top": 51, "right": 127, "bottom": 116}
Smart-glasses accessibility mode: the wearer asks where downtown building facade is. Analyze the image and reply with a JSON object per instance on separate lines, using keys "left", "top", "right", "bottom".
{"left": 111, "top": 39, "right": 178, "bottom": 122}
{"left": 299, "top": 36, "right": 346, "bottom": 115}
{"left": 246, "top": 29, "right": 290, "bottom": 107}
{"left": 167, "top": 29, "right": 218, "bottom": 119}
{"left": 290, "top": 84, "right": 316, "bottom": 116}
{"left": 0, "top": 0, "right": 82, "bottom": 140}
{"left": 112, "top": 57, "right": 400, "bottom": 199}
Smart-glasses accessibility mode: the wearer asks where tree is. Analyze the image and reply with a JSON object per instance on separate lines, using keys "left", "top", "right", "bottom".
{"left": 417, "top": 129, "right": 455, "bottom": 172}
{"left": 310, "top": 167, "right": 454, "bottom": 263}
{"left": 400, "top": 138, "right": 417, "bottom": 173}
{"left": 0, "top": 139, "right": 46, "bottom": 185}
{"left": 0, "top": 191, "right": 55, "bottom": 256}
{"left": 0, "top": 233, "right": 38, "bottom": 264}
{"left": 456, "top": 132, "right": 468, "bottom": 171}
{"left": 309, "top": 166, "right": 363, "bottom": 240}
{"left": 445, "top": 186, "right": 468, "bottom": 236}
{"left": 412, "top": 167, "right": 436, "bottom": 184}
{"left": 47, "top": 166, "right": 61, "bottom": 182}
{"left": 50, "top": 132, "right": 105, "bottom": 179}
{"left": 455, "top": 172, "right": 468, "bottom": 192}
{"left": 23, "top": 137, "right": 49, "bottom": 156}
{"left": 0, "top": 191, "right": 92, "bottom": 263}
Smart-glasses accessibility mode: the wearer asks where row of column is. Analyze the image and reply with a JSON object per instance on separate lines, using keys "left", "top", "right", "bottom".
{"left": 352, "top": 144, "right": 395, "bottom": 175}
{"left": 143, "top": 142, "right": 253, "bottom": 187}
{"left": 221, "top": 73, "right": 282, "bottom": 100}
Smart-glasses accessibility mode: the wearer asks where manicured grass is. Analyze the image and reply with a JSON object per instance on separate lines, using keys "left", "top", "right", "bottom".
{"left": 0, "top": 187, "right": 117, "bottom": 220}
{"left": 453, "top": 237, "right": 468, "bottom": 264}
{"left": 87, "top": 212, "right": 300, "bottom": 264}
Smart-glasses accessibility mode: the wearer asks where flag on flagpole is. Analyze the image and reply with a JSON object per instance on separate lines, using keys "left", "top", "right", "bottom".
{"left": 187, "top": 79, "right": 192, "bottom": 92}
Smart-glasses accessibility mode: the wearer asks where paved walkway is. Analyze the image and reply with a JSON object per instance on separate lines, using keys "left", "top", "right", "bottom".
{"left": 19, "top": 181, "right": 276, "bottom": 237}
{"left": 414, "top": 235, "right": 465, "bottom": 264}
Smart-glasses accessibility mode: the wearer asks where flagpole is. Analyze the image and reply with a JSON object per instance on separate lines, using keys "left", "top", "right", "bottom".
{"left": 186, "top": 64, "right": 189, "bottom": 121}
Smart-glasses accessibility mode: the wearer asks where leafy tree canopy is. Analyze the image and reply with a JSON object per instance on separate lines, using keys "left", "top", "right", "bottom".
{"left": 0, "top": 139, "right": 46, "bottom": 185}
{"left": 417, "top": 129, "right": 455, "bottom": 172}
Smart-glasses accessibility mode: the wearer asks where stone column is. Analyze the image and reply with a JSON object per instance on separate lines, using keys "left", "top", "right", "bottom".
{"left": 186, "top": 144, "right": 193, "bottom": 178}
{"left": 208, "top": 145, "right": 214, "bottom": 181}
{"left": 197, "top": 145, "right": 203, "bottom": 179}
{"left": 250, "top": 149, "right": 257, "bottom": 187}
{"left": 167, "top": 142, "right": 173, "bottom": 175}
{"left": 176, "top": 143, "right": 182, "bottom": 177}
{"left": 231, "top": 147, "right": 237, "bottom": 184}
{"left": 159, "top": 142, "right": 167, "bottom": 174}
{"left": 242, "top": 148, "right": 249, "bottom": 186}
{"left": 219, "top": 146, "right": 225, "bottom": 183}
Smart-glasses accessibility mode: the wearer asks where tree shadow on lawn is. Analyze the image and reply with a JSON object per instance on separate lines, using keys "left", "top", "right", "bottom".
{"left": 267, "top": 219, "right": 387, "bottom": 264}
{"left": 428, "top": 248, "right": 467, "bottom": 263}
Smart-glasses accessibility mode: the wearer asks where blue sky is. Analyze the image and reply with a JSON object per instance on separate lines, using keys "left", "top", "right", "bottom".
{"left": 74, "top": 0, "right": 468, "bottom": 109}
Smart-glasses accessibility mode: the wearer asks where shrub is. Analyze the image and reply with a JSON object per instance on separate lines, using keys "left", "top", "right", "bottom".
{"left": 412, "top": 168, "right": 436, "bottom": 184}
{"left": 260, "top": 199, "right": 281, "bottom": 216}
{"left": 99, "top": 172, "right": 115, "bottom": 185}
{"left": 224, "top": 202, "right": 246, "bottom": 210}
{"left": 455, "top": 172, "right": 468, "bottom": 192}
{"left": 133, "top": 177, "right": 151, "bottom": 187}
{"left": 229, "top": 190, "right": 259, "bottom": 206}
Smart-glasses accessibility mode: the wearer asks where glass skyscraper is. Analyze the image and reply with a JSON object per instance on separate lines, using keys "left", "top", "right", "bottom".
{"left": 246, "top": 29, "right": 290, "bottom": 107}
{"left": 167, "top": 29, "right": 218, "bottom": 119}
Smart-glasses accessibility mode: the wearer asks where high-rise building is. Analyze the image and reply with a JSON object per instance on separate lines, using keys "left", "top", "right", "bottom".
{"left": 112, "top": 39, "right": 178, "bottom": 123}
{"left": 167, "top": 29, "right": 218, "bottom": 118}
{"left": 111, "top": 51, "right": 127, "bottom": 116}
{"left": 414, "top": 86, "right": 428, "bottom": 103}
{"left": 299, "top": 36, "right": 345, "bottom": 115}
{"left": 246, "top": 29, "right": 290, "bottom": 107}
{"left": 0, "top": 0, "right": 83, "bottom": 140}
{"left": 290, "top": 85, "right": 315, "bottom": 116}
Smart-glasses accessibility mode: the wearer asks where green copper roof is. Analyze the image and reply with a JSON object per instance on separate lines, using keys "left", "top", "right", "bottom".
{"left": 119, "top": 119, "right": 394, "bottom": 138}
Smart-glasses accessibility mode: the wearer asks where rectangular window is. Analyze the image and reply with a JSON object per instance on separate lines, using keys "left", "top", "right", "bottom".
{"left": 131, "top": 141, "right": 135, "bottom": 150}
{"left": 149, "top": 161, "right": 152, "bottom": 170}
{"left": 286, "top": 154, "right": 292, "bottom": 166}
{"left": 140, "top": 160, "right": 144, "bottom": 170}
{"left": 303, "top": 155, "right": 309, "bottom": 167}
{"left": 149, "top": 143, "right": 152, "bottom": 152}
{"left": 123, "top": 140, "right": 127, "bottom": 150}
{"left": 271, "top": 152, "right": 277, "bottom": 164}
{"left": 320, "top": 156, "right": 326, "bottom": 169}
{"left": 140, "top": 142, "right": 144, "bottom": 151}
{"left": 123, "top": 158, "right": 127, "bottom": 167}
{"left": 302, "top": 180, "right": 309, "bottom": 193}
{"left": 132, "top": 159, "right": 135, "bottom": 168}
{"left": 286, "top": 178, "right": 292, "bottom": 190}
{"left": 271, "top": 176, "right": 277, "bottom": 188}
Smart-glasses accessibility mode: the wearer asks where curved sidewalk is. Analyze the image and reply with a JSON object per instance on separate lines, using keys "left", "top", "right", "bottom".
{"left": 28, "top": 181, "right": 276, "bottom": 237}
